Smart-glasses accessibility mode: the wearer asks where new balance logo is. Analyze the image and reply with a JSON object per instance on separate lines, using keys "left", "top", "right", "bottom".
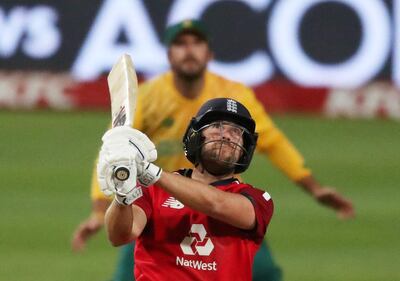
{"left": 162, "top": 197, "right": 184, "bottom": 209}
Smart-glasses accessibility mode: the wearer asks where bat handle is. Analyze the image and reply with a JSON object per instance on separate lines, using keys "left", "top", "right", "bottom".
{"left": 114, "top": 165, "right": 130, "bottom": 181}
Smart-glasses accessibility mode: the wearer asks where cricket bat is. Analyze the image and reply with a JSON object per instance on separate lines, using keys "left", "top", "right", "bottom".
{"left": 107, "top": 53, "right": 138, "bottom": 181}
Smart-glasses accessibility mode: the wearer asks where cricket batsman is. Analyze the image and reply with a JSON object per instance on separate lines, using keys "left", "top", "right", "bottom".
{"left": 72, "top": 19, "right": 354, "bottom": 281}
{"left": 98, "top": 98, "right": 274, "bottom": 281}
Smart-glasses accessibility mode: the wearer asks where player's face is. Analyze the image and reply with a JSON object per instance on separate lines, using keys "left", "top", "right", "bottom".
{"left": 200, "top": 121, "right": 245, "bottom": 174}
{"left": 168, "top": 33, "right": 212, "bottom": 81}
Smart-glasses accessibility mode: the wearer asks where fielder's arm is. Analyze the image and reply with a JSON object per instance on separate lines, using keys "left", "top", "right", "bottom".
{"left": 296, "top": 175, "right": 354, "bottom": 219}
{"left": 239, "top": 87, "right": 354, "bottom": 219}
{"left": 71, "top": 198, "right": 110, "bottom": 252}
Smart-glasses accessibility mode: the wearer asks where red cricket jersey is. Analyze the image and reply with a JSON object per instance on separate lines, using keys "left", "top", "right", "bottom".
{"left": 133, "top": 170, "right": 274, "bottom": 281}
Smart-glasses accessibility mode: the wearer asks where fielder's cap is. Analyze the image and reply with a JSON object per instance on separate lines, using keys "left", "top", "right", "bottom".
{"left": 164, "top": 19, "right": 209, "bottom": 46}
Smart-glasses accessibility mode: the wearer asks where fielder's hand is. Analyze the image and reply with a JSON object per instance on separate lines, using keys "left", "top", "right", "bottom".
{"left": 314, "top": 186, "right": 355, "bottom": 219}
{"left": 297, "top": 175, "right": 355, "bottom": 219}
{"left": 71, "top": 214, "right": 103, "bottom": 252}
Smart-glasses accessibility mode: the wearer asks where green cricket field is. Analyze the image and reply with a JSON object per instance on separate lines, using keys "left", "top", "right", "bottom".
{"left": 1, "top": 111, "right": 399, "bottom": 281}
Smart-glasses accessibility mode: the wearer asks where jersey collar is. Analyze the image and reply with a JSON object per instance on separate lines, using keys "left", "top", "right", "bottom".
{"left": 177, "top": 168, "right": 240, "bottom": 186}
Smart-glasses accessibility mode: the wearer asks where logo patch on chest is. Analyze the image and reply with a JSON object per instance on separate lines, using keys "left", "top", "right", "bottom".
{"left": 162, "top": 197, "right": 184, "bottom": 209}
{"left": 176, "top": 226, "right": 218, "bottom": 271}
{"left": 180, "top": 224, "right": 214, "bottom": 256}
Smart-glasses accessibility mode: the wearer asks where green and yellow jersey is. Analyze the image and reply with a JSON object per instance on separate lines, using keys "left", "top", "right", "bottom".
{"left": 91, "top": 71, "right": 311, "bottom": 200}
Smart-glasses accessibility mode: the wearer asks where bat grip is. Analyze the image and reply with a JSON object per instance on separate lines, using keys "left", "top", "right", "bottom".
{"left": 114, "top": 165, "right": 130, "bottom": 181}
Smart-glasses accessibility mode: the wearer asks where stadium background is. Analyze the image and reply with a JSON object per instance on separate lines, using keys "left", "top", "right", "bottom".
{"left": 1, "top": 1, "right": 399, "bottom": 280}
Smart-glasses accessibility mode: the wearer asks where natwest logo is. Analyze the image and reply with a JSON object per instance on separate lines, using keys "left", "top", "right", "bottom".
{"left": 177, "top": 224, "right": 217, "bottom": 271}
{"left": 180, "top": 224, "right": 214, "bottom": 256}
{"left": 176, "top": 256, "right": 217, "bottom": 271}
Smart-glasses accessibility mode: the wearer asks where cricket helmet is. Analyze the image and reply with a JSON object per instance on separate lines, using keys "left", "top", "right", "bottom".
{"left": 183, "top": 98, "right": 258, "bottom": 174}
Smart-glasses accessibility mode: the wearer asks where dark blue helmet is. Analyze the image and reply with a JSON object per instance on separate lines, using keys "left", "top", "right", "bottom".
{"left": 183, "top": 98, "right": 258, "bottom": 174}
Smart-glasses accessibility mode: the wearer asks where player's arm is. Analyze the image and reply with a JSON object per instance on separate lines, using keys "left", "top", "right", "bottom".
{"left": 71, "top": 198, "right": 110, "bottom": 252}
{"left": 105, "top": 200, "right": 147, "bottom": 246}
{"left": 97, "top": 125, "right": 156, "bottom": 246}
{"left": 157, "top": 172, "right": 256, "bottom": 230}
{"left": 260, "top": 122, "right": 354, "bottom": 218}
{"left": 102, "top": 145, "right": 257, "bottom": 231}
{"left": 72, "top": 81, "right": 149, "bottom": 251}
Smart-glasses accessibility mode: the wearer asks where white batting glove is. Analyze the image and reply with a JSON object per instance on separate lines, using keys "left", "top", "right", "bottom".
{"left": 115, "top": 185, "right": 143, "bottom": 206}
{"left": 97, "top": 140, "right": 142, "bottom": 205}
{"left": 97, "top": 126, "right": 159, "bottom": 201}
{"left": 102, "top": 126, "right": 157, "bottom": 163}
{"left": 137, "top": 161, "right": 162, "bottom": 186}
{"left": 104, "top": 126, "right": 161, "bottom": 186}
{"left": 110, "top": 161, "right": 140, "bottom": 206}
{"left": 98, "top": 126, "right": 161, "bottom": 190}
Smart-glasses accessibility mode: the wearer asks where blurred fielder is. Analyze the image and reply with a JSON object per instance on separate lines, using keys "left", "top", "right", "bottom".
{"left": 72, "top": 19, "right": 354, "bottom": 281}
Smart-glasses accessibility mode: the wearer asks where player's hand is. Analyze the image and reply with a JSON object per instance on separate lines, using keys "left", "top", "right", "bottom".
{"left": 136, "top": 160, "right": 162, "bottom": 186}
{"left": 314, "top": 187, "right": 355, "bottom": 219}
{"left": 97, "top": 129, "right": 145, "bottom": 205}
{"left": 97, "top": 136, "right": 137, "bottom": 195}
{"left": 102, "top": 126, "right": 157, "bottom": 162}
{"left": 97, "top": 149, "right": 142, "bottom": 205}
{"left": 71, "top": 215, "right": 104, "bottom": 252}
{"left": 106, "top": 126, "right": 162, "bottom": 186}
{"left": 97, "top": 125, "right": 156, "bottom": 189}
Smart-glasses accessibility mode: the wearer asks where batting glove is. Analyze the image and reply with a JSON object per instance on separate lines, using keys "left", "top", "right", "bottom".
{"left": 137, "top": 161, "right": 162, "bottom": 186}
{"left": 105, "top": 126, "right": 161, "bottom": 186}
{"left": 108, "top": 162, "right": 142, "bottom": 206}
{"left": 102, "top": 126, "right": 157, "bottom": 162}
{"left": 97, "top": 140, "right": 142, "bottom": 205}
{"left": 115, "top": 185, "right": 143, "bottom": 206}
